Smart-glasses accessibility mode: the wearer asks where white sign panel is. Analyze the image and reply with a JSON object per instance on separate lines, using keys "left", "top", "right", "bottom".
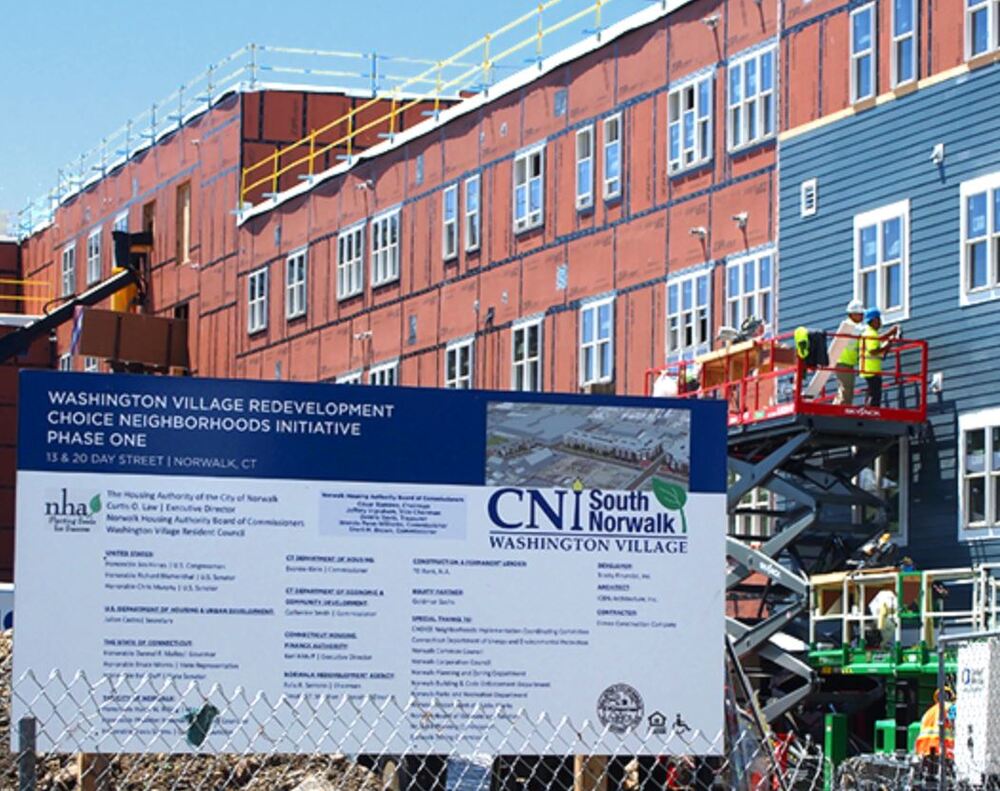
{"left": 14, "top": 373, "right": 728, "bottom": 754}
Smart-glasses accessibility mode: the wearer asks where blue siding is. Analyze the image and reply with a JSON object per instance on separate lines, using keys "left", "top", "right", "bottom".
{"left": 778, "top": 62, "right": 1000, "bottom": 566}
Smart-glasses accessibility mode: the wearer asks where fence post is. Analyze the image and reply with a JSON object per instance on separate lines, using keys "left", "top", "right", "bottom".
{"left": 573, "top": 755, "right": 607, "bottom": 791}
{"left": 78, "top": 754, "right": 111, "bottom": 791}
{"left": 17, "top": 717, "right": 36, "bottom": 791}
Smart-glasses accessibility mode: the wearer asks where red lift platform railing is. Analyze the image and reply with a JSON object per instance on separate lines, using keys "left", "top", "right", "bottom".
{"left": 644, "top": 331, "right": 929, "bottom": 428}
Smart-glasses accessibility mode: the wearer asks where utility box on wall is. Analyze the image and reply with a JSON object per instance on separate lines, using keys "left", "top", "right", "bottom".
{"left": 955, "top": 638, "right": 1000, "bottom": 784}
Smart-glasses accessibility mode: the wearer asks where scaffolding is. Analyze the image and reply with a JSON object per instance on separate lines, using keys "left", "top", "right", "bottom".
{"left": 647, "top": 329, "right": 930, "bottom": 724}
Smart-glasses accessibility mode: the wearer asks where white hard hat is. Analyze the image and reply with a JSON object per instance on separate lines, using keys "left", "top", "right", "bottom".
{"left": 846, "top": 299, "right": 864, "bottom": 314}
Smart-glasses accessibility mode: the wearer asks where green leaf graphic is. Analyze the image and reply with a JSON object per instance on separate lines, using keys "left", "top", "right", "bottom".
{"left": 651, "top": 479, "right": 688, "bottom": 534}
{"left": 651, "top": 479, "right": 686, "bottom": 510}
{"left": 89, "top": 495, "right": 102, "bottom": 514}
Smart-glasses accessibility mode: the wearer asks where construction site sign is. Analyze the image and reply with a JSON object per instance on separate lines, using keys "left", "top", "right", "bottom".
{"left": 13, "top": 371, "right": 727, "bottom": 754}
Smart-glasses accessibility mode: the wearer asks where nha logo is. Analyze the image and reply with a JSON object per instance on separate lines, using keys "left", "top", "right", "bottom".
{"left": 45, "top": 489, "right": 102, "bottom": 518}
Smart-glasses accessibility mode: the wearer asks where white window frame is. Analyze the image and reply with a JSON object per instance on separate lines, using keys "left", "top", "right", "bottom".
{"left": 443, "top": 184, "right": 458, "bottom": 261}
{"left": 512, "top": 317, "right": 543, "bottom": 392}
{"left": 891, "top": 0, "right": 917, "bottom": 86}
{"left": 668, "top": 73, "right": 713, "bottom": 175}
{"left": 58, "top": 353, "right": 72, "bottom": 372}
{"left": 464, "top": 175, "right": 481, "bottom": 253}
{"left": 513, "top": 144, "right": 545, "bottom": 232}
{"left": 83, "top": 356, "right": 99, "bottom": 373}
{"left": 285, "top": 247, "right": 307, "bottom": 320}
{"left": 966, "top": 0, "right": 999, "bottom": 59}
{"left": 801, "top": 179, "right": 818, "bottom": 217}
{"left": 86, "top": 228, "right": 102, "bottom": 285}
{"left": 575, "top": 126, "right": 595, "bottom": 210}
{"left": 731, "top": 485, "right": 776, "bottom": 539}
{"left": 725, "top": 248, "right": 776, "bottom": 334}
{"left": 666, "top": 268, "right": 713, "bottom": 360}
{"left": 602, "top": 113, "right": 623, "bottom": 200}
{"left": 247, "top": 267, "right": 268, "bottom": 334}
{"left": 960, "top": 172, "right": 1000, "bottom": 306}
{"left": 445, "top": 338, "right": 475, "bottom": 389}
{"left": 336, "top": 370, "right": 363, "bottom": 385}
{"left": 369, "top": 360, "right": 399, "bottom": 387}
{"left": 337, "top": 221, "right": 365, "bottom": 301}
{"left": 113, "top": 211, "right": 129, "bottom": 234}
{"left": 853, "top": 199, "right": 910, "bottom": 323}
{"left": 851, "top": 4, "right": 878, "bottom": 103}
{"left": 579, "top": 296, "right": 615, "bottom": 387}
{"left": 958, "top": 407, "right": 1000, "bottom": 540}
{"left": 856, "top": 437, "right": 910, "bottom": 544}
{"left": 371, "top": 208, "right": 401, "bottom": 287}
{"left": 727, "top": 45, "right": 777, "bottom": 151}
{"left": 61, "top": 242, "right": 76, "bottom": 297}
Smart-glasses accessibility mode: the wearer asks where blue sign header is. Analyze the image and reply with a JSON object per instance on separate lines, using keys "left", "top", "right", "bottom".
{"left": 18, "top": 371, "right": 727, "bottom": 493}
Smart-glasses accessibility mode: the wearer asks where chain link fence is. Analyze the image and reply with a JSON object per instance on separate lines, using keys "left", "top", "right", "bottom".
{"left": 0, "top": 632, "right": 832, "bottom": 791}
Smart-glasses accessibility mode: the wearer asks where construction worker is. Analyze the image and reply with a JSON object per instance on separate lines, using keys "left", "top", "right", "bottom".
{"left": 833, "top": 299, "right": 866, "bottom": 405}
{"left": 860, "top": 308, "right": 900, "bottom": 407}
{"left": 914, "top": 687, "right": 955, "bottom": 760}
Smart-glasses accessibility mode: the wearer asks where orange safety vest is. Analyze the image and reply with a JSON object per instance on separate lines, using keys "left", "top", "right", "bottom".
{"left": 913, "top": 703, "right": 955, "bottom": 759}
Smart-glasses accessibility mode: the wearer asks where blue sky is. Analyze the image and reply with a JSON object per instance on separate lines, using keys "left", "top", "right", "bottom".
{"left": 0, "top": 0, "right": 650, "bottom": 230}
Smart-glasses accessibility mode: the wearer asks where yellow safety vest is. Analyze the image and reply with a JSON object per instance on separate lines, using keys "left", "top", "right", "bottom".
{"left": 837, "top": 323, "right": 862, "bottom": 367}
{"left": 860, "top": 326, "right": 882, "bottom": 377}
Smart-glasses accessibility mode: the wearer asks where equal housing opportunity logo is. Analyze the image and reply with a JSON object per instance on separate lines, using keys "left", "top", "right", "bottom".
{"left": 44, "top": 488, "right": 102, "bottom": 533}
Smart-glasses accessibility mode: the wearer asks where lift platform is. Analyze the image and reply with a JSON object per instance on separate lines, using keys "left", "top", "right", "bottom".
{"left": 645, "top": 330, "right": 929, "bottom": 724}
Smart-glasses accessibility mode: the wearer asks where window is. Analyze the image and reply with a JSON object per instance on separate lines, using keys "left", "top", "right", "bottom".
{"left": 575, "top": 126, "right": 594, "bottom": 210}
{"left": 337, "top": 222, "right": 365, "bottom": 300}
{"left": 966, "top": 0, "right": 999, "bottom": 58}
{"left": 730, "top": 484, "right": 775, "bottom": 539}
{"left": 371, "top": 209, "right": 400, "bottom": 286}
{"left": 726, "top": 250, "right": 775, "bottom": 332}
{"left": 602, "top": 114, "right": 623, "bottom": 200}
{"left": 176, "top": 182, "right": 192, "bottom": 264}
{"left": 892, "top": 0, "right": 917, "bottom": 85}
{"left": 854, "top": 200, "right": 909, "bottom": 321}
{"left": 857, "top": 439, "right": 909, "bottom": 541}
{"left": 86, "top": 229, "right": 102, "bottom": 285}
{"left": 465, "top": 175, "right": 481, "bottom": 252}
{"left": 668, "top": 74, "right": 712, "bottom": 174}
{"left": 61, "top": 243, "right": 76, "bottom": 296}
{"left": 247, "top": 267, "right": 268, "bottom": 334}
{"left": 445, "top": 339, "right": 474, "bottom": 389}
{"left": 337, "top": 371, "right": 362, "bottom": 385}
{"left": 667, "top": 270, "right": 712, "bottom": 358}
{"left": 285, "top": 248, "right": 307, "bottom": 319}
{"left": 113, "top": 211, "right": 128, "bottom": 233}
{"left": 58, "top": 354, "right": 72, "bottom": 372}
{"left": 579, "top": 297, "right": 614, "bottom": 387}
{"left": 83, "top": 356, "right": 99, "bottom": 373}
{"left": 960, "top": 172, "right": 1000, "bottom": 304}
{"left": 369, "top": 360, "right": 399, "bottom": 387}
{"left": 801, "top": 179, "right": 818, "bottom": 217}
{"left": 442, "top": 185, "right": 458, "bottom": 261}
{"left": 514, "top": 145, "right": 545, "bottom": 232}
{"left": 512, "top": 319, "right": 543, "bottom": 392}
{"left": 851, "top": 5, "right": 877, "bottom": 102}
{"left": 728, "top": 47, "right": 776, "bottom": 150}
{"left": 959, "top": 408, "right": 1000, "bottom": 538}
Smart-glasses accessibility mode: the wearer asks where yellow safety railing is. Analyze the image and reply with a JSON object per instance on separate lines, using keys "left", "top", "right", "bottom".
{"left": 0, "top": 278, "right": 51, "bottom": 305}
{"left": 240, "top": 0, "right": 616, "bottom": 206}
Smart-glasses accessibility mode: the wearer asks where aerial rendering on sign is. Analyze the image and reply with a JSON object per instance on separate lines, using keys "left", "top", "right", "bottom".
{"left": 3, "top": 0, "right": 1000, "bottom": 787}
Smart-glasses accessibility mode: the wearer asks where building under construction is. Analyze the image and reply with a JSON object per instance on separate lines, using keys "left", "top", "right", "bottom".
{"left": 4, "top": 0, "right": 1000, "bottom": 762}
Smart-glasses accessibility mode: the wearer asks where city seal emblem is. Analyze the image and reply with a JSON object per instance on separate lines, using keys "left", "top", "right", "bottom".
{"left": 596, "top": 683, "right": 645, "bottom": 734}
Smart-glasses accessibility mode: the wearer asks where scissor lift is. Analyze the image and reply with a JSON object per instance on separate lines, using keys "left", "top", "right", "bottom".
{"left": 646, "top": 330, "right": 929, "bottom": 723}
